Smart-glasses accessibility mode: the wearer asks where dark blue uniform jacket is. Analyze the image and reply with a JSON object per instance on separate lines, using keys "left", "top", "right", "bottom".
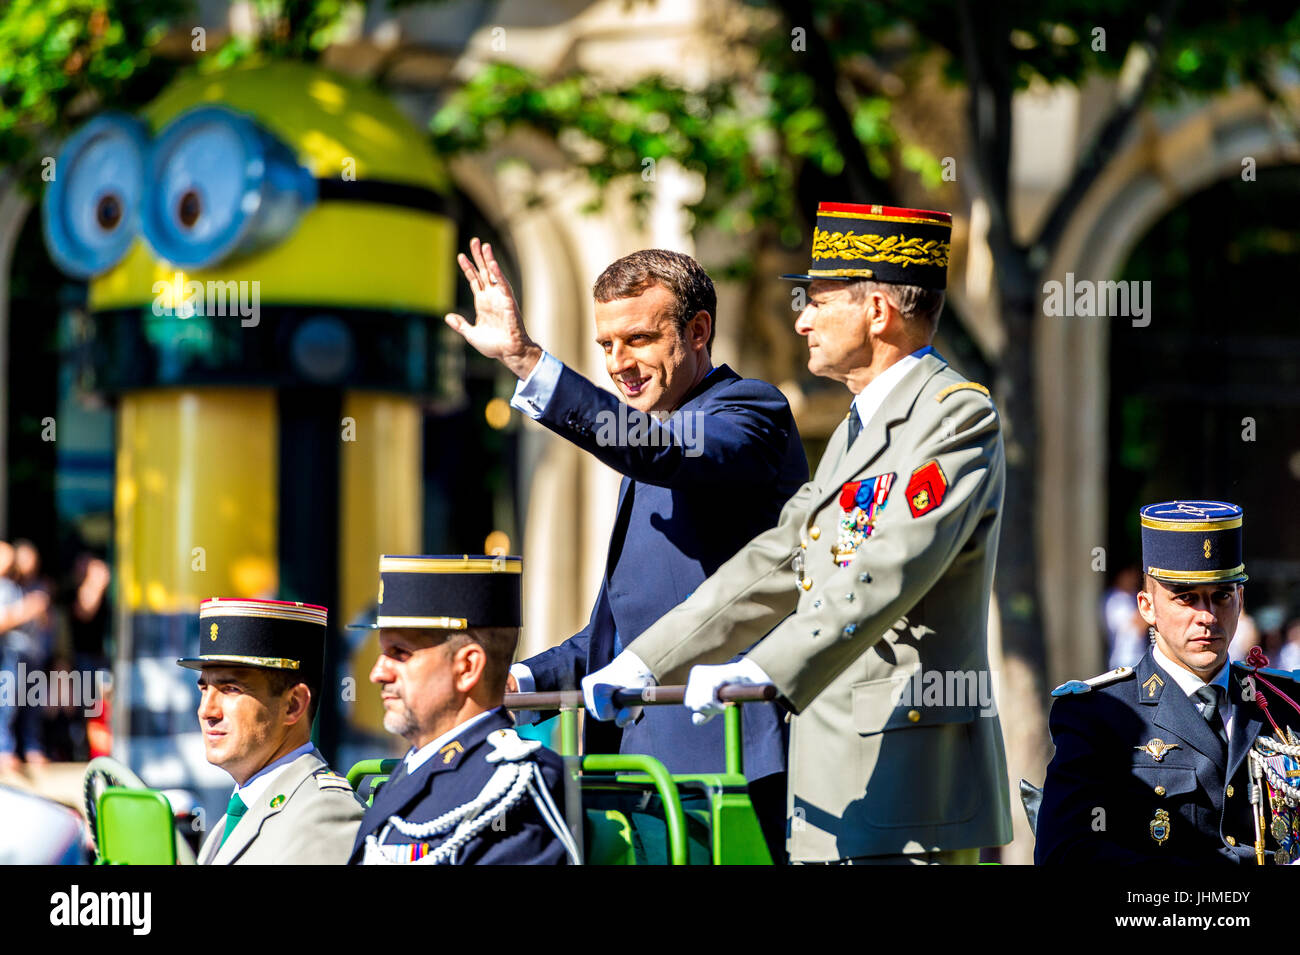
{"left": 349, "top": 710, "right": 569, "bottom": 865}
{"left": 522, "top": 362, "right": 808, "bottom": 780}
{"left": 1036, "top": 650, "right": 1300, "bottom": 864}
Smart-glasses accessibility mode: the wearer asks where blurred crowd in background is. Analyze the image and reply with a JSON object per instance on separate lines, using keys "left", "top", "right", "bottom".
{"left": 1102, "top": 565, "right": 1300, "bottom": 673}
{"left": 0, "top": 540, "right": 112, "bottom": 771}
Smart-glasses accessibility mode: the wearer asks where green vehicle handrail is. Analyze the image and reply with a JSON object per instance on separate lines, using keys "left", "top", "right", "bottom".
{"left": 580, "top": 753, "right": 689, "bottom": 865}
{"left": 504, "top": 682, "right": 777, "bottom": 865}
{"left": 346, "top": 757, "right": 401, "bottom": 790}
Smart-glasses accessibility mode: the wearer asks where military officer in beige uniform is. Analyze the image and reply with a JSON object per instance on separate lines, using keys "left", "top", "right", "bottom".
{"left": 179, "top": 597, "right": 364, "bottom": 864}
{"left": 583, "top": 202, "right": 1013, "bottom": 863}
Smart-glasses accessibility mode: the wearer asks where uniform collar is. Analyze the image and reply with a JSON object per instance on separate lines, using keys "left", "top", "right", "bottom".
{"left": 851, "top": 345, "right": 938, "bottom": 429}
{"left": 235, "top": 740, "right": 316, "bottom": 808}
{"left": 1151, "top": 642, "right": 1229, "bottom": 699}
{"left": 404, "top": 707, "right": 502, "bottom": 773}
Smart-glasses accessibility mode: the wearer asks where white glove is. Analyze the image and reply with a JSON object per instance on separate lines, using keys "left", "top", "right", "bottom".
{"left": 683, "top": 658, "right": 772, "bottom": 726}
{"left": 581, "top": 651, "right": 656, "bottom": 727}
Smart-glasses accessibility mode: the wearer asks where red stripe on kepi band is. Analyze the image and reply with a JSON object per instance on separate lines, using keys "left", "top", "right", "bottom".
{"left": 817, "top": 202, "right": 952, "bottom": 223}
{"left": 906, "top": 460, "right": 948, "bottom": 518}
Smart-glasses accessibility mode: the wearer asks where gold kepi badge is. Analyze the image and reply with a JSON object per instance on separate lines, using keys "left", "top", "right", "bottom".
{"left": 1136, "top": 738, "right": 1181, "bottom": 761}
{"left": 1149, "top": 808, "right": 1171, "bottom": 845}
{"left": 210, "top": 623, "right": 219, "bottom": 642}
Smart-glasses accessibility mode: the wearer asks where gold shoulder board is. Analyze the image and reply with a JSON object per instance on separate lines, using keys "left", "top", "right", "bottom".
{"left": 936, "top": 382, "right": 991, "bottom": 402}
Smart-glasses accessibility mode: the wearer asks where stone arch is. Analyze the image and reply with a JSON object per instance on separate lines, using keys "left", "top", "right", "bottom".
{"left": 1037, "top": 92, "right": 1300, "bottom": 684}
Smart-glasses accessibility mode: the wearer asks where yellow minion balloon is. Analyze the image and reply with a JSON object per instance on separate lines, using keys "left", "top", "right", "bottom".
{"left": 43, "top": 61, "right": 455, "bottom": 796}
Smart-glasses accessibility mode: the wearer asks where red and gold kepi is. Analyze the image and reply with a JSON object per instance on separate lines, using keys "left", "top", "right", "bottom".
{"left": 782, "top": 202, "right": 952, "bottom": 289}
{"left": 177, "top": 597, "right": 328, "bottom": 675}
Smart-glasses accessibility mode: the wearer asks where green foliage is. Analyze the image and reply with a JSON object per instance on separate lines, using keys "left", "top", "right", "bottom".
{"left": 0, "top": 0, "right": 364, "bottom": 185}
{"left": 0, "top": 0, "right": 188, "bottom": 170}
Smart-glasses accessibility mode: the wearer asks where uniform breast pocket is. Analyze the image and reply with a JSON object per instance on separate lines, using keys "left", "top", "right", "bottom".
{"left": 1130, "top": 764, "right": 1200, "bottom": 800}
{"left": 851, "top": 678, "right": 978, "bottom": 828}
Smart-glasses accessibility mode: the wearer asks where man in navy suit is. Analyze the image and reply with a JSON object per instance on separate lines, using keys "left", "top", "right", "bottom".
{"left": 1036, "top": 501, "right": 1300, "bottom": 864}
{"left": 445, "top": 240, "right": 807, "bottom": 859}
{"left": 349, "top": 555, "right": 576, "bottom": 865}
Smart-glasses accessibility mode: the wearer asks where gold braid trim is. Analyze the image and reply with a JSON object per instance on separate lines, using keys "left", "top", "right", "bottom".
{"left": 813, "top": 228, "right": 949, "bottom": 268}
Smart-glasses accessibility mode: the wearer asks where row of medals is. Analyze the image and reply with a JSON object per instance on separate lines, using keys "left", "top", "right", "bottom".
{"left": 1265, "top": 728, "right": 1300, "bottom": 865}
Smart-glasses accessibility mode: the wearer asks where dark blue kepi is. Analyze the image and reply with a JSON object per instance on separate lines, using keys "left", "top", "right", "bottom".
{"left": 349, "top": 555, "right": 522, "bottom": 630}
{"left": 1139, "top": 500, "right": 1247, "bottom": 585}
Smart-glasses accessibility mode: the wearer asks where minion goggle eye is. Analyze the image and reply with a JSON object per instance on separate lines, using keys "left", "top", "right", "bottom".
{"left": 42, "top": 113, "right": 150, "bottom": 279}
{"left": 45, "top": 105, "right": 449, "bottom": 278}
{"left": 43, "top": 106, "right": 315, "bottom": 276}
{"left": 141, "top": 105, "right": 316, "bottom": 269}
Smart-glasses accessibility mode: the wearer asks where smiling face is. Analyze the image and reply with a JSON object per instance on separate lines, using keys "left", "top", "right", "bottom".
{"left": 196, "top": 666, "right": 309, "bottom": 785}
{"left": 593, "top": 284, "right": 711, "bottom": 414}
{"left": 1138, "top": 578, "right": 1243, "bottom": 679}
{"left": 794, "top": 280, "right": 874, "bottom": 383}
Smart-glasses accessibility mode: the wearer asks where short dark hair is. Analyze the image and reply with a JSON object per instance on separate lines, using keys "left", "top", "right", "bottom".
{"left": 593, "top": 249, "right": 717, "bottom": 351}
{"left": 263, "top": 668, "right": 320, "bottom": 724}
{"left": 846, "top": 279, "right": 945, "bottom": 334}
{"left": 444, "top": 626, "right": 519, "bottom": 694}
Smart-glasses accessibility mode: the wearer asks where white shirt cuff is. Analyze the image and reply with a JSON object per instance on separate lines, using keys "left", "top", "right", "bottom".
{"left": 510, "top": 350, "right": 562, "bottom": 419}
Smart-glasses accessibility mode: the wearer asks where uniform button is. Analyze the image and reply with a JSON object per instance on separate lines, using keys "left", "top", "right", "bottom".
{"left": 813, "top": 600, "right": 822, "bottom": 608}
{"left": 845, "top": 593, "right": 855, "bottom": 602}
{"left": 1154, "top": 786, "right": 1166, "bottom": 797}
{"left": 1226, "top": 836, "right": 1237, "bottom": 847}
{"left": 858, "top": 573, "right": 871, "bottom": 583}
{"left": 809, "top": 526, "right": 821, "bottom": 540}
{"left": 1226, "top": 785, "right": 1235, "bottom": 798}
{"left": 800, "top": 577, "right": 813, "bottom": 591}
{"left": 907, "top": 709, "right": 921, "bottom": 723}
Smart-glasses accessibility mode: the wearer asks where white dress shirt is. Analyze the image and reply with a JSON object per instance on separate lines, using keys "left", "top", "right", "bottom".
{"left": 851, "top": 346, "right": 936, "bottom": 429}
{"left": 1151, "top": 643, "right": 1234, "bottom": 739}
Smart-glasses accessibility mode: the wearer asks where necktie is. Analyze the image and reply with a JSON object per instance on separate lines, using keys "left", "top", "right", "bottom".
{"left": 847, "top": 406, "right": 863, "bottom": 448}
{"left": 219, "top": 791, "right": 247, "bottom": 848}
{"left": 1194, "top": 684, "right": 1229, "bottom": 745}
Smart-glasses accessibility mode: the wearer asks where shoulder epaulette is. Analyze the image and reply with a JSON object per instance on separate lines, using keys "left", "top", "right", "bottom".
{"left": 313, "top": 768, "right": 354, "bottom": 792}
{"left": 1231, "top": 660, "right": 1298, "bottom": 685}
{"left": 485, "top": 727, "right": 543, "bottom": 764}
{"left": 935, "top": 381, "right": 990, "bottom": 403}
{"left": 1052, "top": 665, "right": 1135, "bottom": 697}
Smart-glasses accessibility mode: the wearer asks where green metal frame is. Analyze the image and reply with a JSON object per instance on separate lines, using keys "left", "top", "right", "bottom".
{"left": 346, "top": 757, "right": 400, "bottom": 793}
{"left": 344, "top": 700, "right": 772, "bottom": 865}
{"left": 96, "top": 787, "right": 177, "bottom": 865}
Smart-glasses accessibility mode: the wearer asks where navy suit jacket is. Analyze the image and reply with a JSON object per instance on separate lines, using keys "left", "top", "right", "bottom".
{"left": 348, "top": 710, "right": 568, "bottom": 865}
{"left": 522, "top": 362, "right": 808, "bottom": 780}
{"left": 1035, "top": 651, "right": 1300, "bottom": 864}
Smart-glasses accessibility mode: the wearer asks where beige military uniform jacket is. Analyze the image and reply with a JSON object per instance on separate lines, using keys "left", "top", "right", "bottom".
{"left": 627, "top": 351, "right": 1013, "bottom": 861}
{"left": 199, "top": 749, "right": 365, "bottom": 865}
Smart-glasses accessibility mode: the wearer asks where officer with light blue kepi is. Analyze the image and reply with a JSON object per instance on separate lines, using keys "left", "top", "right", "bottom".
{"left": 1036, "top": 500, "right": 1300, "bottom": 864}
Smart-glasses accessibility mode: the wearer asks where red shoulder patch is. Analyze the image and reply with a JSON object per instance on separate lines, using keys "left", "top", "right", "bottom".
{"left": 906, "top": 460, "right": 948, "bottom": 518}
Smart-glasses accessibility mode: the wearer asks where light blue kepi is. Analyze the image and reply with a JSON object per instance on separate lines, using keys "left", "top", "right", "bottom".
{"left": 1052, "top": 499, "right": 1246, "bottom": 698}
